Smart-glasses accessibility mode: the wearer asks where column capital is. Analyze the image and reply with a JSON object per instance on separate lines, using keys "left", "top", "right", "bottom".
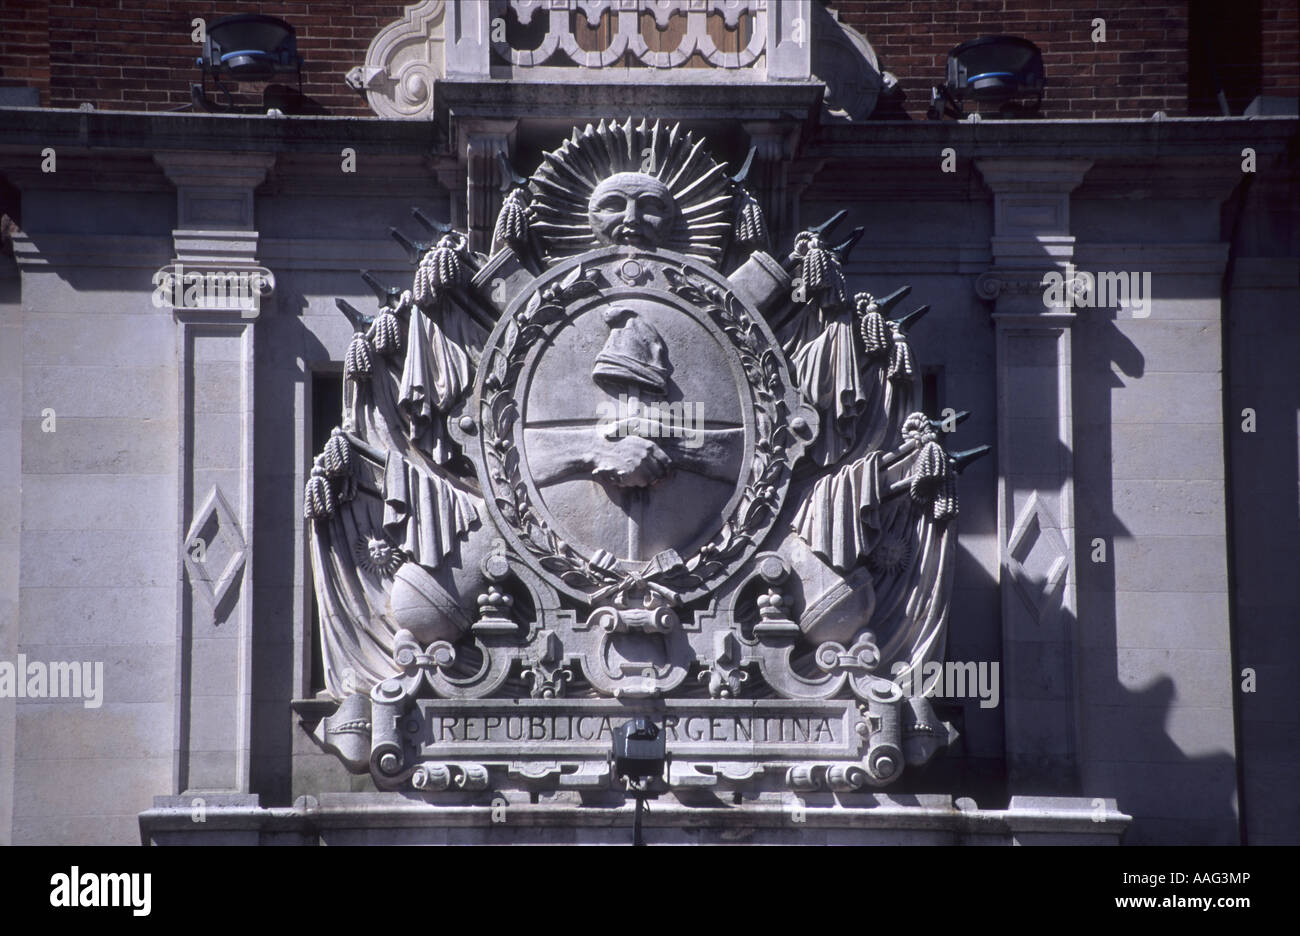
{"left": 975, "top": 158, "right": 1093, "bottom": 195}
{"left": 453, "top": 117, "right": 519, "bottom": 161}
{"left": 976, "top": 159, "right": 1092, "bottom": 316}
{"left": 154, "top": 151, "right": 276, "bottom": 232}
{"left": 154, "top": 150, "right": 276, "bottom": 186}
{"left": 977, "top": 158, "right": 1092, "bottom": 244}
{"left": 742, "top": 119, "right": 801, "bottom": 149}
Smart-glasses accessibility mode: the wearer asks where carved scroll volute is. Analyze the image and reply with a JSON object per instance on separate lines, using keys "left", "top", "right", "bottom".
{"left": 369, "top": 678, "right": 414, "bottom": 788}
{"left": 347, "top": 1, "right": 447, "bottom": 119}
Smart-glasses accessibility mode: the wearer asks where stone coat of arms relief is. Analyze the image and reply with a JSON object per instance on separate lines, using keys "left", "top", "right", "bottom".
{"left": 306, "top": 119, "right": 986, "bottom": 795}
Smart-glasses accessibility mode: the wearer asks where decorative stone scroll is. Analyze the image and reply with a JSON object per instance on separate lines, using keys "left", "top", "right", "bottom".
{"left": 306, "top": 118, "right": 985, "bottom": 797}
{"left": 349, "top": 1, "right": 886, "bottom": 121}
{"left": 492, "top": 0, "right": 771, "bottom": 72}
{"left": 345, "top": 1, "right": 447, "bottom": 119}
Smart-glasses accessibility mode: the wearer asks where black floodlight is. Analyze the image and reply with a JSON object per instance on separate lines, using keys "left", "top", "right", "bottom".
{"left": 194, "top": 14, "right": 303, "bottom": 112}
{"left": 929, "top": 35, "right": 1045, "bottom": 119}
{"left": 612, "top": 717, "right": 665, "bottom": 782}
{"left": 205, "top": 14, "right": 300, "bottom": 80}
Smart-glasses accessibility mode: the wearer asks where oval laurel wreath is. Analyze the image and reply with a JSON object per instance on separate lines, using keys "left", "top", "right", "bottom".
{"left": 478, "top": 264, "right": 795, "bottom": 602}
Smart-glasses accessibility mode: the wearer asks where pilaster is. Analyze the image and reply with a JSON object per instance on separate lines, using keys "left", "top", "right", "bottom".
{"left": 975, "top": 158, "right": 1091, "bottom": 791}
{"left": 155, "top": 151, "right": 275, "bottom": 795}
{"left": 456, "top": 119, "right": 517, "bottom": 256}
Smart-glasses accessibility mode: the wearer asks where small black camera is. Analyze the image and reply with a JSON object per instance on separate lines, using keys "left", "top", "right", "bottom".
{"left": 612, "top": 717, "right": 666, "bottom": 782}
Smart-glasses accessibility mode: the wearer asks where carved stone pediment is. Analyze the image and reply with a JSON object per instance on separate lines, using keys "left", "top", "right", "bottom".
{"left": 305, "top": 118, "right": 984, "bottom": 797}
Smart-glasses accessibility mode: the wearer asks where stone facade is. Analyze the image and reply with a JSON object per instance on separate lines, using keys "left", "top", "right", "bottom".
{"left": 0, "top": 2, "right": 1296, "bottom": 846}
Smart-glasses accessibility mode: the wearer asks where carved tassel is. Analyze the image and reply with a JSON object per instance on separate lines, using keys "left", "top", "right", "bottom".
{"left": 429, "top": 233, "right": 466, "bottom": 288}
{"left": 797, "top": 234, "right": 848, "bottom": 310}
{"left": 493, "top": 188, "right": 530, "bottom": 251}
{"left": 931, "top": 473, "right": 959, "bottom": 522}
{"left": 916, "top": 440, "right": 947, "bottom": 480}
{"left": 901, "top": 411, "right": 937, "bottom": 446}
{"left": 888, "top": 333, "right": 915, "bottom": 382}
{"left": 371, "top": 304, "right": 404, "bottom": 356}
{"left": 304, "top": 461, "right": 336, "bottom": 520}
{"left": 909, "top": 440, "right": 949, "bottom": 505}
{"left": 322, "top": 428, "right": 352, "bottom": 478}
{"left": 799, "top": 234, "right": 829, "bottom": 292}
{"left": 734, "top": 189, "right": 768, "bottom": 252}
{"left": 344, "top": 333, "right": 373, "bottom": 380}
{"left": 856, "top": 293, "right": 890, "bottom": 359}
{"left": 824, "top": 261, "right": 848, "bottom": 309}
{"left": 412, "top": 262, "right": 435, "bottom": 309}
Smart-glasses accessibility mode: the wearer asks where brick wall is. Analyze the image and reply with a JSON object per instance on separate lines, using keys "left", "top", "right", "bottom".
{"left": 0, "top": 2, "right": 50, "bottom": 106}
{"left": 833, "top": 0, "right": 1193, "bottom": 119}
{"left": 0, "top": 1, "right": 408, "bottom": 114}
{"left": 1261, "top": 0, "right": 1299, "bottom": 97}
{"left": 0, "top": 2, "right": 1293, "bottom": 117}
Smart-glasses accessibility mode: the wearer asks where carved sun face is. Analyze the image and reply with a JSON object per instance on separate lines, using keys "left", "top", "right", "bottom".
{"left": 587, "top": 172, "right": 677, "bottom": 248}
{"left": 868, "top": 536, "right": 913, "bottom": 576}
{"left": 354, "top": 534, "right": 404, "bottom": 577}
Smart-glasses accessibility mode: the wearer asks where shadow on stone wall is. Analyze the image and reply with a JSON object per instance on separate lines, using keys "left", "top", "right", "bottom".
{"left": 1224, "top": 171, "right": 1300, "bottom": 845}
{"left": 1073, "top": 309, "right": 1240, "bottom": 845}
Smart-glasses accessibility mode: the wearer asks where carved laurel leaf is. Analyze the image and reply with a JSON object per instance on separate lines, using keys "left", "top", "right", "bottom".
{"left": 559, "top": 263, "right": 583, "bottom": 291}
{"left": 501, "top": 319, "right": 520, "bottom": 356}
{"left": 492, "top": 396, "right": 518, "bottom": 438}
{"left": 738, "top": 497, "right": 769, "bottom": 529}
{"left": 523, "top": 290, "right": 542, "bottom": 320}
{"left": 488, "top": 347, "right": 509, "bottom": 389}
{"left": 501, "top": 445, "right": 519, "bottom": 480}
{"left": 495, "top": 498, "right": 518, "bottom": 526}
{"left": 557, "top": 279, "right": 599, "bottom": 301}
{"left": 760, "top": 348, "right": 784, "bottom": 383}
{"left": 532, "top": 303, "right": 565, "bottom": 326}
{"left": 517, "top": 323, "right": 545, "bottom": 348}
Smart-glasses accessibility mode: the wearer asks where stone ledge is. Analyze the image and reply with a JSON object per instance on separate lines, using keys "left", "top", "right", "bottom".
{"left": 139, "top": 792, "right": 1130, "bottom": 845}
{"left": 0, "top": 109, "right": 1291, "bottom": 162}
{"left": 434, "top": 77, "right": 826, "bottom": 123}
